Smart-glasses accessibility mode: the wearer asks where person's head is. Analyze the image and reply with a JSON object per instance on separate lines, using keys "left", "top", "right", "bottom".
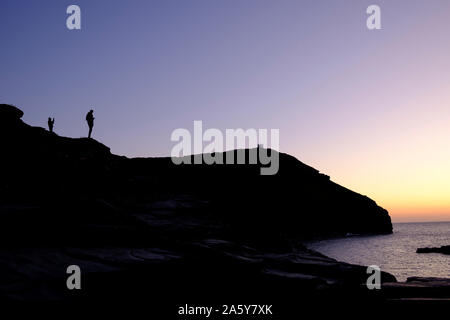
{"left": 48, "top": 117, "right": 51, "bottom": 121}
{"left": 89, "top": 109, "right": 93, "bottom": 113}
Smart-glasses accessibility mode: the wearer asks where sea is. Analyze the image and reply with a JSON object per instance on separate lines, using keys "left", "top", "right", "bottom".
{"left": 306, "top": 221, "right": 450, "bottom": 281}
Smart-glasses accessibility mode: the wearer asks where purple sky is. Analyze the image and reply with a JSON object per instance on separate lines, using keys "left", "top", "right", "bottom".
{"left": 2, "top": 1, "right": 450, "bottom": 221}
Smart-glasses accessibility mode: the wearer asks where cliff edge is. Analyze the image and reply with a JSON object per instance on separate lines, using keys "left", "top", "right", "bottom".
{"left": 0, "top": 104, "right": 395, "bottom": 304}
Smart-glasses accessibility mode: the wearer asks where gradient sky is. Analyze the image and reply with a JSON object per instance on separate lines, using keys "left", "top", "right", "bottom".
{"left": 1, "top": 0, "right": 450, "bottom": 222}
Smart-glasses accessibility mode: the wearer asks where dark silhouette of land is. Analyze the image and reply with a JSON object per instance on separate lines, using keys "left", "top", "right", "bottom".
{"left": 0, "top": 104, "right": 448, "bottom": 308}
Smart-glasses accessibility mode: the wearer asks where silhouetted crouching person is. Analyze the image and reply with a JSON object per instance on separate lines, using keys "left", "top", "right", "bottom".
{"left": 86, "top": 109, "right": 95, "bottom": 138}
{"left": 48, "top": 117, "right": 55, "bottom": 133}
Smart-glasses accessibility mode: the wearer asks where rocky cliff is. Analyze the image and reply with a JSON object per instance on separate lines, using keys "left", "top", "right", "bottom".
{"left": 0, "top": 104, "right": 392, "bottom": 241}
{"left": 0, "top": 104, "right": 397, "bottom": 306}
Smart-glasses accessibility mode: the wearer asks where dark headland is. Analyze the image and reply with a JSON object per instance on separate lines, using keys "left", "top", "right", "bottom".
{"left": 0, "top": 104, "right": 448, "bottom": 309}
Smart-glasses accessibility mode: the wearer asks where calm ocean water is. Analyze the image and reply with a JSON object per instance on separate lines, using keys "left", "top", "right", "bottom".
{"left": 306, "top": 222, "right": 450, "bottom": 281}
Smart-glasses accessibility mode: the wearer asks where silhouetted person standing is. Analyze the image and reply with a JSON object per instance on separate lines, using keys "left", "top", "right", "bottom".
{"left": 48, "top": 117, "right": 55, "bottom": 133}
{"left": 86, "top": 110, "right": 95, "bottom": 139}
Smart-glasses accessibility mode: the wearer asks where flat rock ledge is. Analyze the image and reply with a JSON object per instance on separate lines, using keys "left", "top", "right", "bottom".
{"left": 383, "top": 277, "right": 450, "bottom": 300}
{"left": 416, "top": 245, "right": 450, "bottom": 255}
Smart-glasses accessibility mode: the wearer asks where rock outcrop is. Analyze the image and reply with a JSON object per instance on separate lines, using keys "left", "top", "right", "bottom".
{"left": 417, "top": 245, "right": 450, "bottom": 255}
{"left": 0, "top": 103, "right": 24, "bottom": 120}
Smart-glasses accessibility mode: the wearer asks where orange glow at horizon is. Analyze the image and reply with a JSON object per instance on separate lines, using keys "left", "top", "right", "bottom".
{"left": 291, "top": 93, "right": 450, "bottom": 223}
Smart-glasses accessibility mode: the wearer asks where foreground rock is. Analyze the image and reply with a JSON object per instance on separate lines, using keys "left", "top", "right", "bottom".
{"left": 383, "top": 277, "right": 450, "bottom": 300}
{"left": 417, "top": 245, "right": 450, "bottom": 255}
